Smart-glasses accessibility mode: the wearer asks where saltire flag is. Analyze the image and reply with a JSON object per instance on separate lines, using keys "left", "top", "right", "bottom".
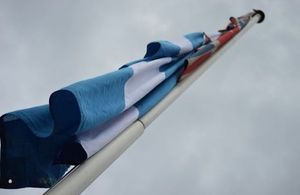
{"left": 0, "top": 12, "right": 255, "bottom": 189}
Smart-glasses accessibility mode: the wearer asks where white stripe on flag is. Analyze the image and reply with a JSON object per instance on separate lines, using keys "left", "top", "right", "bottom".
{"left": 79, "top": 106, "right": 139, "bottom": 158}
{"left": 170, "top": 37, "right": 194, "bottom": 55}
{"left": 124, "top": 57, "right": 172, "bottom": 109}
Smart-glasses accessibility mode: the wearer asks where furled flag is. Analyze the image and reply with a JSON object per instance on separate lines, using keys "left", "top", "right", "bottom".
{"left": 0, "top": 11, "right": 257, "bottom": 189}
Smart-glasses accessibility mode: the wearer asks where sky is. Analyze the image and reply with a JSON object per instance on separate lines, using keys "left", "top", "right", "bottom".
{"left": 1, "top": 0, "right": 300, "bottom": 194}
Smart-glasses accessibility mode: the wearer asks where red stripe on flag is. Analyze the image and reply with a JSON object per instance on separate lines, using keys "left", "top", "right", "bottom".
{"left": 182, "top": 52, "right": 212, "bottom": 76}
{"left": 181, "top": 27, "right": 241, "bottom": 79}
{"left": 217, "top": 27, "right": 239, "bottom": 45}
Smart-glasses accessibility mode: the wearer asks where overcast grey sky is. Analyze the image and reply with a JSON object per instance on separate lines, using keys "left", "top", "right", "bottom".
{"left": 1, "top": 0, "right": 300, "bottom": 194}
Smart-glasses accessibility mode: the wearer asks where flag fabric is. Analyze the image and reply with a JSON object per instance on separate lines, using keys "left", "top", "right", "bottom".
{"left": 0, "top": 12, "right": 254, "bottom": 189}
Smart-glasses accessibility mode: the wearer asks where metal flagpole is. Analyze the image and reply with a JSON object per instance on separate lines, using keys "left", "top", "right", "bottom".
{"left": 44, "top": 10, "right": 265, "bottom": 195}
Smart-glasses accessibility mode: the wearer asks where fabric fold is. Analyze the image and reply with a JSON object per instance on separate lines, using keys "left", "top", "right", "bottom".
{"left": 0, "top": 105, "right": 68, "bottom": 188}
{"left": 144, "top": 32, "right": 207, "bottom": 60}
{"left": 55, "top": 69, "right": 181, "bottom": 165}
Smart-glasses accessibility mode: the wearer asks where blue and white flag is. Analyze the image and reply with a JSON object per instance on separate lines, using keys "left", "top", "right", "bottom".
{"left": 0, "top": 12, "right": 254, "bottom": 189}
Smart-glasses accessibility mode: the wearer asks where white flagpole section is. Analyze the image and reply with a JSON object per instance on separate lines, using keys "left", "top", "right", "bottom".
{"left": 44, "top": 11, "right": 264, "bottom": 195}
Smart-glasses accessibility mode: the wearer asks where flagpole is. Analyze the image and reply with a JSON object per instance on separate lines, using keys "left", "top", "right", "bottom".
{"left": 44, "top": 10, "right": 264, "bottom": 195}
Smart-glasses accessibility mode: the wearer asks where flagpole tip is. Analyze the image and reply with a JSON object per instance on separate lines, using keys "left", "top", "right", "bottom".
{"left": 252, "top": 9, "right": 265, "bottom": 23}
